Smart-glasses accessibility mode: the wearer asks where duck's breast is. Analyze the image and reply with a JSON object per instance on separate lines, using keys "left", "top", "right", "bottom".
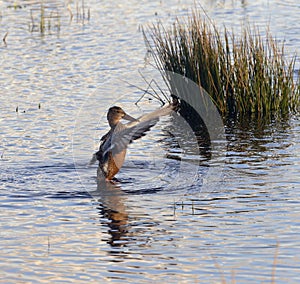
{"left": 105, "top": 149, "right": 127, "bottom": 180}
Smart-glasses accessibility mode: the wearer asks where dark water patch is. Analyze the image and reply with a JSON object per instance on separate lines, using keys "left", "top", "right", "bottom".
{"left": 122, "top": 187, "right": 164, "bottom": 195}
{"left": 47, "top": 190, "right": 91, "bottom": 199}
{"left": 25, "top": 162, "right": 77, "bottom": 174}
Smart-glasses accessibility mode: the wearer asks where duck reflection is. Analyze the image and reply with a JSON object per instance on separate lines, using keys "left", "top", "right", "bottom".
{"left": 93, "top": 180, "right": 128, "bottom": 247}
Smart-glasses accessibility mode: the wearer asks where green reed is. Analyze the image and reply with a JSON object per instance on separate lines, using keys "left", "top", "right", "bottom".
{"left": 149, "top": 13, "right": 300, "bottom": 120}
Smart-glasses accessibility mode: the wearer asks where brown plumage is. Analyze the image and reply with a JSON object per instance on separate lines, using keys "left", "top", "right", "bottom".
{"left": 94, "top": 102, "right": 177, "bottom": 182}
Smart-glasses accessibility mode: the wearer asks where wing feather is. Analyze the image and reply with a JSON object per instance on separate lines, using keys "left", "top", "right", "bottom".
{"left": 109, "top": 103, "right": 174, "bottom": 155}
{"left": 97, "top": 103, "right": 174, "bottom": 162}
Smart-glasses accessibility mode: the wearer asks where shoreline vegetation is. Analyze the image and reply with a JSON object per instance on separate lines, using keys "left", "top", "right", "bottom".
{"left": 147, "top": 12, "right": 300, "bottom": 126}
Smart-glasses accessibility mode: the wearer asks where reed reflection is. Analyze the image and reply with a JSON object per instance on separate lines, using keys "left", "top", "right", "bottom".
{"left": 226, "top": 117, "right": 291, "bottom": 162}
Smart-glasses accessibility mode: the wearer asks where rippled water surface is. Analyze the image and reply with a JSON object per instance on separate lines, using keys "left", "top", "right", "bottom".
{"left": 1, "top": 0, "right": 300, "bottom": 283}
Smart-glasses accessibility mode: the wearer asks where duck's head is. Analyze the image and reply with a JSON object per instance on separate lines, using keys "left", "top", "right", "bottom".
{"left": 107, "top": 106, "right": 136, "bottom": 127}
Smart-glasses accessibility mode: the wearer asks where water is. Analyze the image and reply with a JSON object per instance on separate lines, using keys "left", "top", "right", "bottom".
{"left": 1, "top": 0, "right": 300, "bottom": 283}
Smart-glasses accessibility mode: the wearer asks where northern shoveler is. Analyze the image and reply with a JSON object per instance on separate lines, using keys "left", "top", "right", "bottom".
{"left": 93, "top": 101, "right": 177, "bottom": 182}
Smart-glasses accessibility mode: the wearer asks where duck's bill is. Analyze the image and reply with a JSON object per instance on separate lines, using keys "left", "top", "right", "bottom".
{"left": 123, "top": 113, "right": 137, "bottom": 122}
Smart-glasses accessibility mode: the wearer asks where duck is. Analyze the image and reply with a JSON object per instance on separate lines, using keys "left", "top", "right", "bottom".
{"left": 93, "top": 100, "right": 178, "bottom": 182}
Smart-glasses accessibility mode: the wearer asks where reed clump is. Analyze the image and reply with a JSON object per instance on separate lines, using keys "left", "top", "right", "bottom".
{"left": 149, "top": 13, "right": 300, "bottom": 121}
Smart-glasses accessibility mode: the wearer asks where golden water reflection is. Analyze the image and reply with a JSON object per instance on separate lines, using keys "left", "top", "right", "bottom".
{"left": 93, "top": 181, "right": 129, "bottom": 247}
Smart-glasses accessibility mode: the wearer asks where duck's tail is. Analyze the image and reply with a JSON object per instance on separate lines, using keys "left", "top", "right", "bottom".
{"left": 89, "top": 153, "right": 98, "bottom": 165}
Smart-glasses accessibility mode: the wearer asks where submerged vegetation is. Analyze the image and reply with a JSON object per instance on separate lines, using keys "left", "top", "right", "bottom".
{"left": 148, "top": 12, "right": 300, "bottom": 123}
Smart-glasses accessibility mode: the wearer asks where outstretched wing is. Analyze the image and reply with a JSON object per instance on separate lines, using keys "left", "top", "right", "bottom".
{"left": 104, "top": 103, "right": 174, "bottom": 157}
